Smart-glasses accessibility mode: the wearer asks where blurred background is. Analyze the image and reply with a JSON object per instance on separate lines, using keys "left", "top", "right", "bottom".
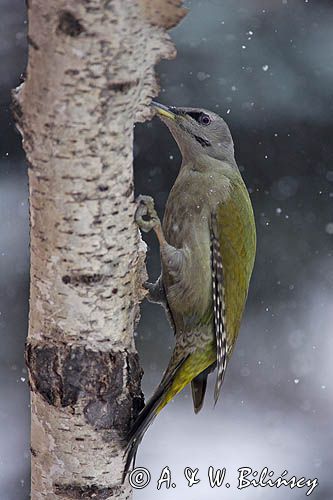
{"left": 1, "top": 0, "right": 332, "bottom": 498}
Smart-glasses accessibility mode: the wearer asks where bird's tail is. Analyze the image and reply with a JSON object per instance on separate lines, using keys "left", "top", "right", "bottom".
{"left": 123, "top": 356, "right": 186, "bottom": 480}
{"left": 123, "top": 343, "right": 215, "bottom": 481}
{"left": 191, "top": 362, "right": 215, "bottom": 414}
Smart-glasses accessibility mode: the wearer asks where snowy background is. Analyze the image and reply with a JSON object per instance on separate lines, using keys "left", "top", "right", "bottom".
{"left": 1, "top": 0, "right": 332, "bottom": 498}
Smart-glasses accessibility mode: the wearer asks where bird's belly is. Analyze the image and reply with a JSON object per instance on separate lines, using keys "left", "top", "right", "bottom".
{"left": 163, "top": 216, "right": 212, "bottom": 324}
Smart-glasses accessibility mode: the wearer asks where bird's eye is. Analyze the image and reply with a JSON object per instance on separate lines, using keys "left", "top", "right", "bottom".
{"left": 199, "top": 113, "right": 211, "bottom": 126}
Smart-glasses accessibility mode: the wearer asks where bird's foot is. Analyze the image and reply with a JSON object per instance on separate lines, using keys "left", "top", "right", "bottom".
{"left": 135, "top": 195, "right": 161, "bottom": 233}
{"left": 143, "top": 278, "right": 166, "bottom": 304}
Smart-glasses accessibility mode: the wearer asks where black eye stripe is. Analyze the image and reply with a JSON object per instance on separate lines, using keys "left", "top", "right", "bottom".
{"left": 187, "top": 111, "right": 211, "bottom": 126}
{"left": 187, "top": 111, "right": 202, "bottom": 121}
{"left": 178, "top": 116, "right": 211, "bottom": 148}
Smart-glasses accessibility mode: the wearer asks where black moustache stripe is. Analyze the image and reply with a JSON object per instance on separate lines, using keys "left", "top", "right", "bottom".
{"left": 176, "top": 122, "right": 211, "bottom": 148}
{"left": 194, "top": 135, "right": 211, "bottom": 147}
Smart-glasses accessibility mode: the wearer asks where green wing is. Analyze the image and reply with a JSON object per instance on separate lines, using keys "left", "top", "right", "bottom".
{"left": 215, "top": 174, "right": 256, "bottom": 352}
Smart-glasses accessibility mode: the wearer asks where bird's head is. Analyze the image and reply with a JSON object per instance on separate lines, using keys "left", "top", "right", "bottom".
{"left": 152, "top": 101, "right": 236, "bottom": 166}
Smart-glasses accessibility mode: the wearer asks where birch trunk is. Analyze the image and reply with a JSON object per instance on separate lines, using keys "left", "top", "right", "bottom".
{"left": 13, "top": 1, "right": 186, "bottom": 498}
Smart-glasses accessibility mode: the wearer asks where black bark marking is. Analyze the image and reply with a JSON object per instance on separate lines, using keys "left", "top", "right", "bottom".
{"left": 57, "top": 11, "right": 85, "bottom": 37}
{"left": 65, "top": 68, "right": 80, "bottom": 76}
{"left": 61, "top": 273, "right": 104, "bottom": 286}
{"left": 124, "top": 182, "right": 133, "bottom": 197}
{"left": 25, "top": 343, "right": 144, "bottom": 436}
{"left": 54, "top": 483, "right": 123, "bottom": 499}
{"left": 107, "top": 79, "right": 139, "bottom": 93}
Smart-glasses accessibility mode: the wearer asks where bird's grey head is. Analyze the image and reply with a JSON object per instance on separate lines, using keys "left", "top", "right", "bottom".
{"left": 152, "top": 102, "right": 236, "bottom": 166}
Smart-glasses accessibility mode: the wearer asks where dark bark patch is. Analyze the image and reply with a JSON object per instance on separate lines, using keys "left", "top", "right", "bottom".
{"left": 84, "top": 398, "right": 123, "bottom": 430}
{"left": 126, "top": 352, "right": 145, "bottom": 419}
{"left": 57, "top": 11, "right": 85, "bottom": 37}
{"left": 25, "top": 344, "right": 62, "bottom": 405}
{"left": 54, "top": 483, "right": 123, "bottom": 499}
{"left": 26, "top": 343, "right": 144, "bottom": 436}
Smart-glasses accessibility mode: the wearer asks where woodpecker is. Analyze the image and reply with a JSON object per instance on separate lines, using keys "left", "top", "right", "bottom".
{"left": 124, "top": 101, "right": 256, "bottom": 476}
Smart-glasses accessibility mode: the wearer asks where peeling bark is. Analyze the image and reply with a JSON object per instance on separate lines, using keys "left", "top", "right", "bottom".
{"left": 13, "top": 0, "right": 186, "bottom": 498}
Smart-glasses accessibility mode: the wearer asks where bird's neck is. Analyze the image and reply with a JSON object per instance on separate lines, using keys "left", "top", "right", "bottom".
{"left": 181, "top": 154, "right": 240, "bottom": 179}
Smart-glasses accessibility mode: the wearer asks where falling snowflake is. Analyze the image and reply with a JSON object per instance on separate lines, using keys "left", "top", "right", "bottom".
{"left": 196, "top": 71, "right": 210, "bottom": 81}
{"left": 325, "top": 222, "right": 333, "bottom": 235}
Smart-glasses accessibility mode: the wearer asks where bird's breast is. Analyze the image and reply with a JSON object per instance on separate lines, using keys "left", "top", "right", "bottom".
{"left": 161, "top": 167, "right": 232, "bottom": 325}
{"left": 162, "top": 201, "right": 213, "bottom": 324}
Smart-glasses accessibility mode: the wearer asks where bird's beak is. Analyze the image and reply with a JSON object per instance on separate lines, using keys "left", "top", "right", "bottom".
{"left": 151, "top": 101, "right": 176, "bottom": 121}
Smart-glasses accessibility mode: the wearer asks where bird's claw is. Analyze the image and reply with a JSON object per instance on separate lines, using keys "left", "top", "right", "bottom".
{"left": 135, "top": 195, "right": 161, "bottom": 233}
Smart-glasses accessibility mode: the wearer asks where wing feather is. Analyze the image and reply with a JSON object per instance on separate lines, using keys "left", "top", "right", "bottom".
{"left": 211, "top": 212, "right": 228, "bottom": 403}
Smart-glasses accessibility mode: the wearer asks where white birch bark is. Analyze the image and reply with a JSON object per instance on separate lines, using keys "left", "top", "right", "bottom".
{"left": 13, "top": 0, "right": 186, "bottom": 498}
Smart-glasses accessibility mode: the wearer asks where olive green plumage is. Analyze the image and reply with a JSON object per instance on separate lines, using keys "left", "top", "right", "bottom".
{"left": 124, "top": 102, "right": 256, "bottom": 476}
